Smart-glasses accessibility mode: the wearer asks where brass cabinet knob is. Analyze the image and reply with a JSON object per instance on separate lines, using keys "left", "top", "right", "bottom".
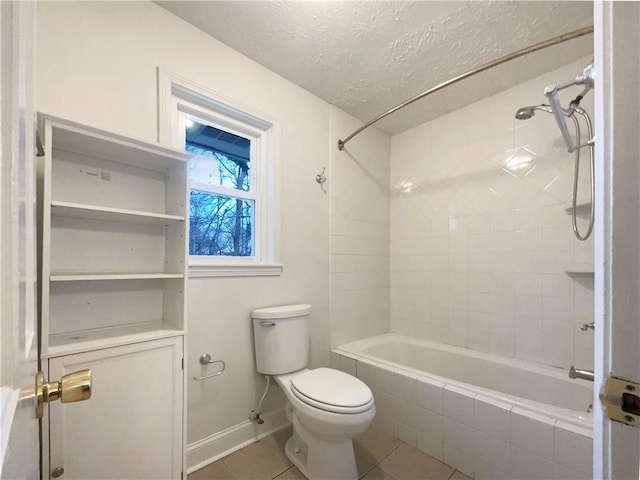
{"left": 36, "top": 369, "right": 92, "bottom": 418}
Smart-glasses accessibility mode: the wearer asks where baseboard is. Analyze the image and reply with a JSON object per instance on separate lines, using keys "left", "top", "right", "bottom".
{"left": 186, "top": 408, "right": 290, "bottom": 473}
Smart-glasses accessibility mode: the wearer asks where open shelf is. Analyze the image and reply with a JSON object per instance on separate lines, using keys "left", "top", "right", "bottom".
{"left": 46, "top": 115, "right": 190, "bottom": 173}
{"left": 565, "top": 264, "right": 595, "bottom": 275}
{"left": 50, "top": 272, "right": 184, "bottom": 282}
{"left": 51, "top": 201, "right": 185, "bottom": 225}
{"left": 564, "top": 203, "right": 592, "bottom": 216}
{"left": 46, "top": 321, "right": 184, "bottom": 358}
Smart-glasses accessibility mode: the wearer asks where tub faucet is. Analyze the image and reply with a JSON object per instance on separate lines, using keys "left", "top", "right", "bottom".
{"left": 569, "top": 365, "right": 594, "bottom": 382}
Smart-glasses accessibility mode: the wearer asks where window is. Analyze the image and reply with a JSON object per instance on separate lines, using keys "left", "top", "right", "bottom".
{"left": 185, "top": 118, "right": 255, "bottom": 257}
{"left": 159, "top": 70, "right": 281, "bottom": 277}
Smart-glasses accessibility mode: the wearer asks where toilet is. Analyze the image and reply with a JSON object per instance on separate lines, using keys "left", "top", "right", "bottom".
{"left": 252, "top": 304, "right": 375, "bottom": 480}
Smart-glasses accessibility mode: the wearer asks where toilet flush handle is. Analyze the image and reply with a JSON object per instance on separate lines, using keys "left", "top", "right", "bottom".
{"left": 259, "top": 321, "right": 276, "bottom": 327}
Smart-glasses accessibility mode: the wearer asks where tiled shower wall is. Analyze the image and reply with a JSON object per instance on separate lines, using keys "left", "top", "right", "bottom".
{"left": 330, "top": 107, "right": 391, "bottom": 347}
{"left": 389, "top": 58, "right": 594, "bottom": 370}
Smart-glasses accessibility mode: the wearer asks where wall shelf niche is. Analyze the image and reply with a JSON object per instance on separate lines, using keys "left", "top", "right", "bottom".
{"left": 38, "top": 114, "right": 190, "bottom": 357}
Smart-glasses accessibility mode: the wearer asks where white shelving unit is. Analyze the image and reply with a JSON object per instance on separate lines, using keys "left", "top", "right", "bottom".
{"left": 38, "top": 114, "right": 190, "bottom": 358}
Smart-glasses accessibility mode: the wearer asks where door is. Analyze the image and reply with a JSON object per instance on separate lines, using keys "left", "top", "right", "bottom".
{"left": 0, "top": 1, "right": 39, "bottom": 479}
{"left": 594, "top": 1, "right": 640, "bottom": 478}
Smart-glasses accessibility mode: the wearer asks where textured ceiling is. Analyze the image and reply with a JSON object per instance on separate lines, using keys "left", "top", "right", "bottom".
{"left": 156, "top": 1, "right": 593, "bottom": 135}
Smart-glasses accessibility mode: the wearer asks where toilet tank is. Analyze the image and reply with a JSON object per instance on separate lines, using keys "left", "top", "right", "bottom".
{"left": 252, "top": 304, "right": 311, "bottom": 375}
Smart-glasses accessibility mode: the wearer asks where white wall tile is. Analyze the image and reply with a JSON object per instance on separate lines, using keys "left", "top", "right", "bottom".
{"left": 553, "top": 462, "right": 592, "bottom": 480}
{"left": 510, "top": 445, "right": 554, "bottom": 480}
{"left": 444, "top": 418, "right": 475, "bottom": 456}
{"left": 443, "top": 445, "right": 474, "bottom": 478}
{"left": 416, "top": 379, "right": 445, "bottom": 414}
{"left": 394, "top": 374, "right": 417, "bottom": 403}
{"left": 444, "top": 386, "right": 476, "bottom": 427}
{"left": 388, "top": 59, "right": 594, "bottom": 369}
{"left": 417, "top": 431, "right": 444, "bottom": 462}
{"left": 510, "top": 408, "right": 555, "bottom": 459}
{"left": 474, "top": 460, "right": 509, "bottom": 480}
{"left": 394, "top": 421, "right": 418, "bottom": 447}
{"left": 554, "top": 422, "right": 593, "bottom": 476}
{"left": 474, "top": 431, "right": 510, "bottom": 474}
{"left": 331, "top": 108, "right": 390, "bottom": 347}
{"left": 474, "top": 395, "right": 511, "bottom": 441}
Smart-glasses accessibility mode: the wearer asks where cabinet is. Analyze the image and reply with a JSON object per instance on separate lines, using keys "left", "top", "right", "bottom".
{"left": 38, "top": 114, "right": 190, "bottom": 479}
{"left": 47, "top": 338, "right": 183, "bottom": 479}
{"left": 38, "top": 114, "right": 190, "bottom": 356}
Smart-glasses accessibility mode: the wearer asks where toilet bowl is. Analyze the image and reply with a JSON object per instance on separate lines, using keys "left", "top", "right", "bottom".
{"left": 275, "top": 368, "right": 375, "bottom": 479}
{"left": 252, "top": 305, "right": 375, "bottom": 480}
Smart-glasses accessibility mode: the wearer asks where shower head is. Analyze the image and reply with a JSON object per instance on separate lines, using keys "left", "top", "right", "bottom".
{"left": 514, "top": 104, "right": 553, "bottom": 120}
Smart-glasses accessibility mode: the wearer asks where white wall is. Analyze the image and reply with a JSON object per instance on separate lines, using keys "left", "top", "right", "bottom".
{"left": 329, "top": 107, "right": 390, "bottom": 347}
{"left": 390, "top": 58, "right": 594, "bottom": 371}
{"left": 36, "top": 1, "right": 332, "bottom": 467}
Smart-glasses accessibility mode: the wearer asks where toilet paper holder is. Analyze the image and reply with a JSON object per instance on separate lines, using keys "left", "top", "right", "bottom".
{"left": 192, "top": 353, "right": 226, "bottom": 381}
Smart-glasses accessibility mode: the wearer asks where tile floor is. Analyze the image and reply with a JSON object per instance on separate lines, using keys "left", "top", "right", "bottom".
{"left": 189, "top": 427, "right": 471, "bottom": 480}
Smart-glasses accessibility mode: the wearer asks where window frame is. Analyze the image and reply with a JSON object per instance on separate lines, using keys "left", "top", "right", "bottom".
{"left": 158, "top": 69, "right": 281, "bottom": 277}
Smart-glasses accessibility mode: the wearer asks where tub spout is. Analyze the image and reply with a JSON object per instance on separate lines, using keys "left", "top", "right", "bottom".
{"left": 569, "top": 365, "right": 594, "bottom": 382}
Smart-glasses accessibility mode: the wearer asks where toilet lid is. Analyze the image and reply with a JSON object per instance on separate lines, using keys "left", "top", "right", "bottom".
{"left": 290, "top": 368, "right": 373, "bottom": 414}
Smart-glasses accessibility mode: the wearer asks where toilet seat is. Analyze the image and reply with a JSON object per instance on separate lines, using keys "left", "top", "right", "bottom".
{"left": 290, "top": 368, "right": 373, "bottom": 414}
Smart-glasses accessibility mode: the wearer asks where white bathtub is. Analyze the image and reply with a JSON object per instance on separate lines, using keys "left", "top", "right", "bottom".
{"left": 333, "top": 334, "right": 593, "bottom": 479}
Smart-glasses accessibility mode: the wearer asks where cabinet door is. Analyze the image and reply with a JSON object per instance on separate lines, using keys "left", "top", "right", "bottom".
{"left": 47, "top": 337, "right": 183, "bottom": 479}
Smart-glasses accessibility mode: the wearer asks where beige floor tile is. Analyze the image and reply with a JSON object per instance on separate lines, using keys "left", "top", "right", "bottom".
{"left": 188, "top": 460, "right": 236, "bottom": 480}
{"left": 448, "top": 471, "right": 471, "bottom": 480}
{"left": 273, "top": 466, "right": 306, "bottom": 480}
{"left": 379, "top": 444, "right": 454, "bottom": 480}
{"left": 355, "top": 427, "right": 403, "bottom": 477}
{"left": 361, "top": 466, "right": 398, "bottom": 480}
{"left": 222, "top": 430, "right": 293, "bottom": 480}
{"left": 272, "top": 426, "right": 294, "bottom": 449}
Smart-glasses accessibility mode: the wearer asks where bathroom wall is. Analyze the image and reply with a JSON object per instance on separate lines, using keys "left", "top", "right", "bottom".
{"left": 390, "top": 58, "right": 594, "bottom": 371}
{"left": 36, "top": 1, "right": 332, "bottom": 468}
{"left": 329, "top": 107, "right": 391, "bottom": 348}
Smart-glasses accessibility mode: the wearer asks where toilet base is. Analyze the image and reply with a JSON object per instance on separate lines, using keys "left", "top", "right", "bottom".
{"left": 284, "top": 435, "right": 308, "bottom": 477}
{"left": 284, "top": 430, "right": 358, "bottom": 480}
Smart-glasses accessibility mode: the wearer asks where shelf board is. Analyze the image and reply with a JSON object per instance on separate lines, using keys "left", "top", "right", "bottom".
{"left": 46, "top": 321, "right": 184, "bottom": 358}
{"left": 50, "top": 272, "right": 184, "bottom": 282}
{"left": 51, "top": 201, "right": 185, "bottom": 225}
{"left": 42, "top": 114, "right": 190, "bottom": 173}
{"left": 566, "top": 264, "right": 595, "bottom": 275}
{"left": 564, "top": 203, "right": 592, "bottom": 216}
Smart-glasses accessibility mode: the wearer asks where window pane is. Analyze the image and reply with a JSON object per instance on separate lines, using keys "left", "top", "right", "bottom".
{"left": 189, "top": 190, "right": 254, "bottom": 257}
{"left": 186, "top": 119, "right": 250, "bottom": 191}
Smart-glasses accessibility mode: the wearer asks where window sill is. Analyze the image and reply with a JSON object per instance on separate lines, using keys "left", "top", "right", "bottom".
{"left": 189, "top": 263, "right": 283, "bottom": 278}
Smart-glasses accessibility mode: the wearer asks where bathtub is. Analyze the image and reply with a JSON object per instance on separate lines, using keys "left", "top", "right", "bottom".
{"left": 332, "top": 334, "right": 593, "bottom": 479}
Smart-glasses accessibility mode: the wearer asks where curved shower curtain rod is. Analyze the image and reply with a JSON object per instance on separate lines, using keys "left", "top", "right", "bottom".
{"left": 337, "top": 25, "right": 594, "bottom": 151}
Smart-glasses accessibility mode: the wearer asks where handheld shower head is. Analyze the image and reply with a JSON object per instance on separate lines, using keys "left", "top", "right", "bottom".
{"left": 514, "top": 104, "right": 553, "bottom": 120}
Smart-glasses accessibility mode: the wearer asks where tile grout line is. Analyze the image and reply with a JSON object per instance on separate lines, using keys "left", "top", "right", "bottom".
{"left": 369, "top": 440, "right": 405, "bottom": 479}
